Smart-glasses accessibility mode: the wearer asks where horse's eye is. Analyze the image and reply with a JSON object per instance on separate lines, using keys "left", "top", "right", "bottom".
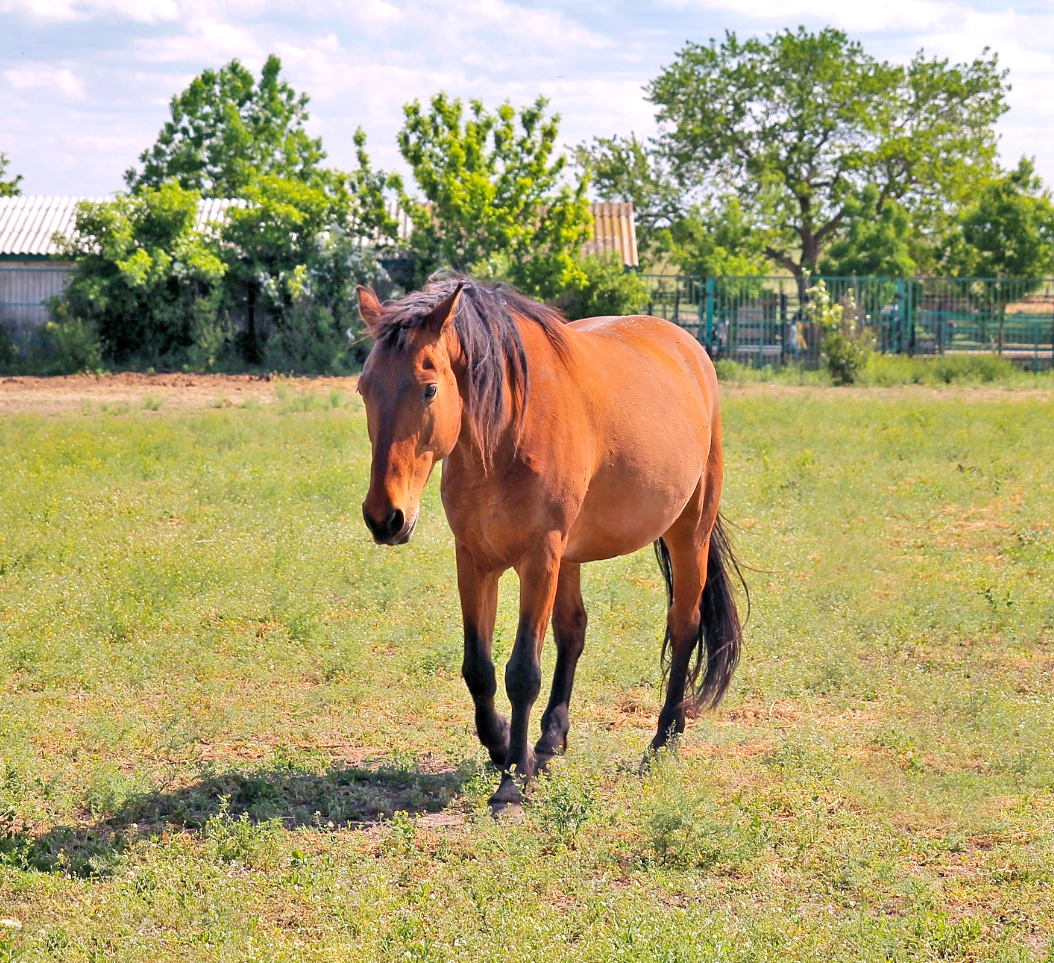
{"left": 422, "top": 383, "right": 438, "bottom": 401}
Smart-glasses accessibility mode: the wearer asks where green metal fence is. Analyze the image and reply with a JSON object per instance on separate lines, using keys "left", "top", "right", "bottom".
{"left": 643, "top": 275, "right": 1054, "bottom": 371}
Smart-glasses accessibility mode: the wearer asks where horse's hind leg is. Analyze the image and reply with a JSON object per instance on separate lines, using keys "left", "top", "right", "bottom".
{"left": 455, "top": 542, "right": 510, "bottom": 766}
{"left": 535, "top": 561, "right": 587, "bottom": 769}
{"left": 650, "top": 526, "right": 710, "bottom": 753}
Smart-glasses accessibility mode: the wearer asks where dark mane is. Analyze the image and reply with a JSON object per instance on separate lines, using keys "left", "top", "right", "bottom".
{"left": 376, "top": 275, "right": 568, "bottom": 459}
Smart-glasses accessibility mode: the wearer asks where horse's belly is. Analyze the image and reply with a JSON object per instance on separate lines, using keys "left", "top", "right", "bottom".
{"left": 562, "top": 464, "right": 699, "bottom": 563}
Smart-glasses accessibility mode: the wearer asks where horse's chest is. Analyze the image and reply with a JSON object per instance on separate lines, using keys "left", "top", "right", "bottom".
{"left": 441, "top": 464, "right": 578, "bottom": 562}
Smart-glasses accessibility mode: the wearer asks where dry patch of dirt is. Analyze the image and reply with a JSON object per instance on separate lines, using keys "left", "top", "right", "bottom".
{"left": 0, "top": 372, "right": 359, "bottom": 415}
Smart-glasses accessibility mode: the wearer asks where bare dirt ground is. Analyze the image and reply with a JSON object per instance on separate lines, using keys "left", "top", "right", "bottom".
{"left": 0, "top": 372, "right": 1051, "bottom": 416}
{"left": 0, "top": 372, "right": 360, "bottom": 415}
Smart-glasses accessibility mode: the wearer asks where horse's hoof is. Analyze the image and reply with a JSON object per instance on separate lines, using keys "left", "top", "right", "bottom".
{"left": 488, "top": 800, "right": 524, "bottom": 822}
{"left": 488, "top": 773, "right": 524, "bottom": 811}
{"left": 532, "top": 749, "right": 558, "bottom": 774}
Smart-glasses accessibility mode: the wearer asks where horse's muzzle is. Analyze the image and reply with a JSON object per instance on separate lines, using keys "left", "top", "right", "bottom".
{"left": 362, "top": 506, "right": 416, "bottom": 545}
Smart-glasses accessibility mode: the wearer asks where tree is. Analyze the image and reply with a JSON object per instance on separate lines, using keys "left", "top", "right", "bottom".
{"left": 397, "top": 93, "right": 592, "bottom": 298}
{"left": 655, "top": 195, "right": 770, "bottom": 277}
{"left": 818, "top": 186, "right": 916, "bottom": 276}
{"left": 125, "top": 55, "right": 325, "bottom": 197}
{"left": 946, "top": 158, "right": 1054, "bottom": 278}
{"left": 59, "top": 182, "right": 227, "bottom": 367}
{"left": 0, "top": 152, "right": 22, "bottom": 197}
{"left": 587, "top": 27, "right": 1007, "bottom": 277}
{"left": 219, "top": 174, "right": 380, "bottom": 369}
{"left": 574, "top": 134, "right": 681, "bottom": 256}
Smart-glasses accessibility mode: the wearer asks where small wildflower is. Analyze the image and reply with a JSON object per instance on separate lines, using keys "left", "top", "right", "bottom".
{"left": 0, "top": 919, "right": 21, "bottom": 930}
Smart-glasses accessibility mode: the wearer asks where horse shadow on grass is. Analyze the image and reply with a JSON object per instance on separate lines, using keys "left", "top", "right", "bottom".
{"left": 0, "top": 754, "right": 477, "bottom": 878}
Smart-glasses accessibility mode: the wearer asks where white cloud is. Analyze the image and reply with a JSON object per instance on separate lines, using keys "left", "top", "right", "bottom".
{"left": 3, "top": 65, "right": 85, "bottom": 99}
{"left": 4, "top": 0, "right": 180, "bottom": 22}
{"left": 3, "top": 0, "right": 1054, "bottom": 194}
{"left": 138, "top": 16, "right": 266, "bottom": 62}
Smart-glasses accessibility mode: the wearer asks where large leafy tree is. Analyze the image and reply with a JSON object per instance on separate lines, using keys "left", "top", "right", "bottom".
{"left": 585, "top": 27, "right": 1008, "bottom": 277}
{"left": 126, "top": 55, "right": 325, "bottom": 197}
{"left": 220, "top": 174, "right": 380, "bottom": 368}
{"left": 0, "top": 152, "right": 22, "bottom": 197}
{"left": 945, "top": 158, "right": 1054, "bottom": 278}
{"left": 119, "top": 55, "right": 394, "bottom": 368}
{"left": 397, "top": 93, "right": 592, "bottom": 298}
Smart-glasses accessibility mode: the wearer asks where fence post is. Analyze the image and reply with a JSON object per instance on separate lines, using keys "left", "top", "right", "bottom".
{"left": 704, "top": 276, "right": 715, "bottom": 354}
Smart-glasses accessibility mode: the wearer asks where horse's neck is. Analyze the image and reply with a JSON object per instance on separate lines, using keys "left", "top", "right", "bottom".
{"left": 447, "top": 316, "right": 562, "bottom": 478}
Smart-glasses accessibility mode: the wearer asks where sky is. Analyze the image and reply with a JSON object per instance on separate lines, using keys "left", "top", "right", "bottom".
{"left": 2, "top": 0, "right": 1054, "bottom": 197}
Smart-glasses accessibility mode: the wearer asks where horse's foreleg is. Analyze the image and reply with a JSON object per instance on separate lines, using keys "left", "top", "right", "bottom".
{"left": 455, "top": 543, "right": 509, "bottom": 766}
{"left": 490, "top": 538, "right": 562, "bottom": 809}
{"left": 535, "top": 561, "right": 586, "bottom": 769}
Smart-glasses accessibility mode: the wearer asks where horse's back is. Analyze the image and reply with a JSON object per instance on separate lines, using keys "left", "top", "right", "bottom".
{"left": 566, "top": 313, "right": 718, "bottom": 428}
{"left": 568, "top": 313, "right": 716, "bottom": 395}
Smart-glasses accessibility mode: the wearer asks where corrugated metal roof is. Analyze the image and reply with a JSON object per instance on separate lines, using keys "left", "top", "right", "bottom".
{"left": 0, "top": 196, "right": 104, "bottom": 257}
{"left": 0, "top": 195, "right": 243, "bottom": 257}
{"left": 584, "top": 201, "right": 638, "bottom": 269}
{"left": 384, "top": 199, "right": 639, "bottom": 268}
{"left": 2, "top": 195, "right": 639, "bottom": 267}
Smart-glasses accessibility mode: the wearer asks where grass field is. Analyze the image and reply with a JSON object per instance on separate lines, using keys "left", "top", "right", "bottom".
{"left": 1, "top": 380, "right": 1052, "bottom": 962}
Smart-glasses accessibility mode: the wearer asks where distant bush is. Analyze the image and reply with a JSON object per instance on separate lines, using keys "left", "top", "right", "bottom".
{"left": 40, "top": 305, "right": 104, "bottom": 374}
{"left": 559, "top": 254, "right": 650, "bottom": 321}
{"left": 57, "top": 182, "right": 227, "bottom": 370}
{"left": 0, "top": 305, "right": 104, "bottom": 376}
{"left": 713, "top": 359, "right": 829, "bottom": 385}
{"left": 806, "top": 278, "right": 873, "bottom": 385}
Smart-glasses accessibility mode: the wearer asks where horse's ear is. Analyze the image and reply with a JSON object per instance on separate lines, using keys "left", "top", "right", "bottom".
{"left": 356, "top": 285, "right": 384, "bottom": 337}
{"left": 424, "top": 281, "right": 464, "bottom": 336}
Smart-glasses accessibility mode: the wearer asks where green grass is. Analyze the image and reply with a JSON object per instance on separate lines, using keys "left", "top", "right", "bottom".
{"left": 716, "top": 351, "right": 1054, "bottom": 387}
{"left": 1, "top": 386, "right": 1053, "bottom": 961}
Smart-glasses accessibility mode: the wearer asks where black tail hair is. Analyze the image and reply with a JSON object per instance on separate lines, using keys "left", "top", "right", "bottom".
{"left": 654, "top": 515, "right": 747, "bottom": 711}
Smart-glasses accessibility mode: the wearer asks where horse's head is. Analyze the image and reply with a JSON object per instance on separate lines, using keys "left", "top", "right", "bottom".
{"left": 355, "top": 283, "right": 465, "bottom": 545}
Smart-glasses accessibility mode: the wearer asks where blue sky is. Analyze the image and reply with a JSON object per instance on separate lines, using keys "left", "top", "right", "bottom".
{"left": 3, "top": 0, "right": 1053, "bottom": 197}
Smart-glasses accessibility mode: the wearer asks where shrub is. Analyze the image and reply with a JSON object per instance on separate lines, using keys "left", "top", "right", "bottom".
{"left": 57, "top": 182, "right": 226, "bottom": 369}
{"left": 41, "top": 305, "right": 104, "bottom": 374}
{"left": 806, "top": 277, "right": 873, "bottom": 385}
{"left": 559, "top": 253, "right": 650, "bottom": 320}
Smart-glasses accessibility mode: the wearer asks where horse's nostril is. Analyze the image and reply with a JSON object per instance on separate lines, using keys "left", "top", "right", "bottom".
{"left": 363, "top": 505, "right": 405, "bottom": 542}
{"left": 384, "top": 509, "right": 404, "bottom": 538}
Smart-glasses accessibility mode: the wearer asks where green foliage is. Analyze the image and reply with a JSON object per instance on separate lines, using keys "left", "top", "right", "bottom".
{"left": 58, "top": 181, "right": 227, "bottom": 368}
{"left": 397, "top": 93, "right": 592, "bottom": 299}
{"left": 818, "top": 186, "right": 917, "bottom": 276}
{"left": 220, "top": 175, "right": 381, "bottom": 369}
{"left": 944, "top": 157, "right": 1054, "bottom": 278}
{"left": 125, "top": 55, "right": 324, "bottom": 197}
{"left": 55, "top": 54, "right": 396, "bottom": 373}
{"left": 655, "top": 195, "right": 770, "bottom": 276}
{"left": 39, "top": 303, "right": 104, "bottom": 374}
{"left": 860, "top": 352, "right": 1024, "bottom": 386}
{"left": 592, "top": 27, "right": 1006, "bottom": 275}
{"left": 714, "top": 352, "right": 1050, "bottom": 387}
{"left": 805, "top": 277, "right": 873, "bottom": 384}
{"left": 0, "top": 152, "right": 22, "bottom": 197}
{"left": 559, "top": 254, "right": 650, "bottom": 321}
{"left": 575, "top": 134, "right": 681, "bottom": 256}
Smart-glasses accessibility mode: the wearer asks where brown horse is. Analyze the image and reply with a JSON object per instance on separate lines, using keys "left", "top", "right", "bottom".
{"left": 356, "top": 277, "right": 743, "bottom": 809}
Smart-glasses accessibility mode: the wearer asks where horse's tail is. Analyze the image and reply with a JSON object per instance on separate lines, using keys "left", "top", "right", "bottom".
{"left": 654, "top": 515, "right": 747, "bottom": 711}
